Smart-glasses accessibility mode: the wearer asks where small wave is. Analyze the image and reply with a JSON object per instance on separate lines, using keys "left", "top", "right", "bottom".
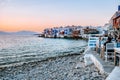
{"left": 0, "top": 36, "right": 87, "bottom": 68}
{"left": 0, "top": 49, "right": 85, "bottom": 69}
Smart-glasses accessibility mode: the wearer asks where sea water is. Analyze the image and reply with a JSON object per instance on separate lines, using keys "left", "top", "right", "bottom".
{"left": 0, "top": 35, "right": 87, "bottom": 67}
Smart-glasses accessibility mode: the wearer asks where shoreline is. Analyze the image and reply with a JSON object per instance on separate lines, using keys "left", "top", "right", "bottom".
{"left": 0, "top": 49, "right": 85, "bottom": 69}
{"left": 38, "top": 36, "right": 88, "bottom": 41}
{"left": 0, "top": 49, "right": 108, "bottom": 80}
{"left": 0, "top": 46, "right": 86, "bottom": 68}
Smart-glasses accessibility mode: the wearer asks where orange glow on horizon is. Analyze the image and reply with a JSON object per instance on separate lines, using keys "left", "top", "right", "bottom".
{"left": 0, "top": 0, "right": 117, "bottom": 32}
{"left": 0, "top": 21, "right": 103, "bottom": 32}
{"left": 0, "top": 23, "right": 103, "bottom": 32}
{"left": 0, "top": 15, "right": 104, "bottom": 32}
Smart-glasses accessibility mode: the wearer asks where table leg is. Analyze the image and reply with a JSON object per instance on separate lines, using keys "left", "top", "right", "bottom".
{"left": 102, "top": 48, "right": 105, "bottom": 60}
{"left": 100, "top": 48, "right": 102, "bottom": 58}
{"left": 114, "top": 50, "right": 116, "bottom": 66}
{"left": 96, "top": 46, "right": 98, "bottom": 52}
{"left": 119, "top": 57, "right": 120, "bottom": 67}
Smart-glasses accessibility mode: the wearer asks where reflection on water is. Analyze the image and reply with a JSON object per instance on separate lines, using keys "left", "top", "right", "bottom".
{"left": 0, "top": 35, "right": 87, "bottom": 66}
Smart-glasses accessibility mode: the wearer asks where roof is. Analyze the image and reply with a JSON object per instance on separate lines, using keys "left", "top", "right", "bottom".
{"left": 112, "top": 11, "right": 120, "bottom": 19}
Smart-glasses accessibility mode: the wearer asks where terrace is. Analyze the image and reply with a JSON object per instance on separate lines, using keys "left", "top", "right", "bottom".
{"left": 84, "top": 36, "right": 120, "bottom": 80}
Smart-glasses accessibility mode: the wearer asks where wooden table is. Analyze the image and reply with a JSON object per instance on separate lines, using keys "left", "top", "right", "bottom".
{"left": 114, "top": 48, "right": 120, "bottom": 66}
{"left": 96, "top": 41, "right": 99, "bottom": 52}
{"left": 100, "top": 45, "right": 105, "bottom": 59}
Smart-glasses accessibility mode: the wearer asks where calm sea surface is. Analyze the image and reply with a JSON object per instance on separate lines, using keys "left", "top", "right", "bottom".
{"left": 0, "top": 35, "right": 87, "bottom": 67}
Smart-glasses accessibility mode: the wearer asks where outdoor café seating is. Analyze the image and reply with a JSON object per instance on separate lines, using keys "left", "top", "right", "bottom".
{"left": 95, "top": 37, "right": 107, "bottom": 59}
{"left": 105, "top": 43, "right": 114, "bottom": 62}
{"left": 114, "top": 43, "right": 120, "bottom": 66}
{"left": 93, "top": 36, "right": 120, "bottom": 66}
{"left": 100, "top": 42, "right": 120, "bottom": 66}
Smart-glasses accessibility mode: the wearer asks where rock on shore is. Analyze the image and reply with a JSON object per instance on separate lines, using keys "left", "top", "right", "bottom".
{"left": 0, "top": 54, "right": 108, "bottom": 80}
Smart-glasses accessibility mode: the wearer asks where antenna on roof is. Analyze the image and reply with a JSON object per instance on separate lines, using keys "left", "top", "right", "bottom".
{"left": 118, "top": 5, "right": 120, "bottom": 11}
{"left": 118, "top": 0, "right": 120, "bottom": 11}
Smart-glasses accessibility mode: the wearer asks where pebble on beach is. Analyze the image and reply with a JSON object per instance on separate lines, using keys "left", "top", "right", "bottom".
{"left": 0, "top": 54, "right": 108, "bottom": 80}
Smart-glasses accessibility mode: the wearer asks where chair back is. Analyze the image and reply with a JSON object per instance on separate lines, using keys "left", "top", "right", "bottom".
{"left": 106, "top": 43, "right": 114, "bottom": 50}
{"left": 116, "top": 43, "right": 120, "bottom": 48}
{"left": 88, "top": 37, "right": 99, "bottom": 48}
{"left": 105, "top": 43, "right": 115, "bottom": 62}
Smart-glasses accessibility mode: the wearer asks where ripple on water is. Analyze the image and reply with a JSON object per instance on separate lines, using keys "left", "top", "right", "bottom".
{"left": 0, "top": 35, "right": 87, "bottom": 67}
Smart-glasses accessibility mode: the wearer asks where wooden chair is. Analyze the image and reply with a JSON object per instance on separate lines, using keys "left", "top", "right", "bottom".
{"left": 116, "top": 43, "right": 120, "bottom": 48}
{"left": 105, "top": 43, "right": 115, "bottom": 62}
{"left": 116, "top": 53, "right": 120, "bottom": 66}
{"left": 115, "top": 43, "right": 120, "bottom": 66}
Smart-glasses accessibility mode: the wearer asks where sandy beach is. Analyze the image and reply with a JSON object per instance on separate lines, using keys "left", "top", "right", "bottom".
{"left": 0, "top": 52, "right": 108, "bottom": 80}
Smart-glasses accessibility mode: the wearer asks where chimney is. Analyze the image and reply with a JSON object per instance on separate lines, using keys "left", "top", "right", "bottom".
{"left": 118, "top": 5, "right": 120, "bottom": 11}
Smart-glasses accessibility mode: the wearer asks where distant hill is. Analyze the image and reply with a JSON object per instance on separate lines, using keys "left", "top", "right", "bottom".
{"left": 0, "top": 31, "right": 9, "bottom": 35}
{"left": 12, "top": 31, "right": 39, "bottom": 35}
{"left": 0, "top": 31, "right": 39, "bottom": 35}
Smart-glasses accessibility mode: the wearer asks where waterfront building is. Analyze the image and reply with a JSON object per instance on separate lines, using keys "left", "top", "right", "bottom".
{"left": 83, "top": 27, "right": 99, "bottom": 34}
{"left": 112, "top": 6, "right": 120, "bottom": 29}
{"left": 51, "top": 27, "right": 58, "bottom": 38}
{"left": 96, "top": 26, "right": 104, "bottom": 34}
{"left": 44, "top": 28, "right": 49, "bottom": 37}
{"left": 103, "top": 23, "right": 111, "bottom": 32}
{"left": 96, "top": 25, "right": 108, "bottom": 36}
{"left": 110, "top": 5, "right": 120, "bottom": 37}
{"left": 43, "top": 25, "right": 99, "bottom": 39}
{"left": 64, "top": 26, "right": 73, "bottom": 38}
{"left": 59, "top": 27, "right": 65, "bottom": 38}
{"left": 44, "top": 28, "right": 53, "bottom": 38}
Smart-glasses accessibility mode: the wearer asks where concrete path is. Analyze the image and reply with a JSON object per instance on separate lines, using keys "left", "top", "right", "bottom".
{"left": 84, "top": 48, "right": 114, "bottom": 74}
{"left": 106, "top": 67, "right": 120, "bottom": 80}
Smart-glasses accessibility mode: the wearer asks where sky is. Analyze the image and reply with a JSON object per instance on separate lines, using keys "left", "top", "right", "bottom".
{"left": 0, "top": 0, "right": 119, "bottom": 32}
